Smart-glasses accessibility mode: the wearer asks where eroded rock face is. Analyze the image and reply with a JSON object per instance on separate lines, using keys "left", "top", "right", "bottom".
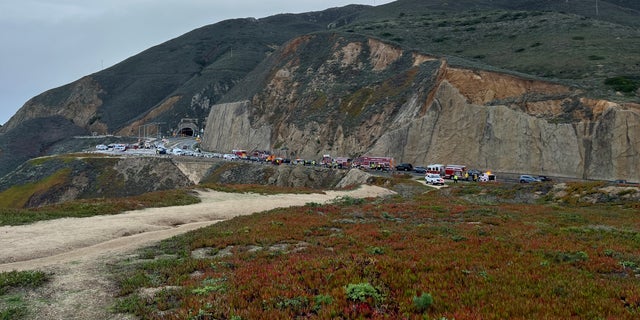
{"left": 202, "top": 101, "right": 271, "bottom": 152}
{"left": 202, "top": 34, "right": 640, "bottom": 182}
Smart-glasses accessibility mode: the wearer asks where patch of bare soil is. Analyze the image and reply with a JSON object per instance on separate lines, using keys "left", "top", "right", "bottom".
{"left": 0, "top": 185, "right": 395, "bottom": 320}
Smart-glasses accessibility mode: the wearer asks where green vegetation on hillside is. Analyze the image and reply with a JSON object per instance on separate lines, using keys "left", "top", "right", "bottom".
{"left": 111, "top": 182, "right": 640, "bottom": 319}
{"left": 0, "top": 168, "right": 71, "bottom": 209}
{"left": 605, "top": 76, "right": 640, "bottom": 94}
{"left": 341, "top": 8, "right": 640, "bottom": 100}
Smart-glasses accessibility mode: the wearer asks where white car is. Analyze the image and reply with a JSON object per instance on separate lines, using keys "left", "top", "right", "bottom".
{"left": 95, "top": 144, "right": 108, "bottom": 150}
{"left": 223, "top": 153, "right": 238, "bottom": 160}
{"left": 425, "top": 173, "right": 445, "bottom": 185}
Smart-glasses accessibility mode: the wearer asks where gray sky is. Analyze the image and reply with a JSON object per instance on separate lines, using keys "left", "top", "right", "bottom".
{"left": 0, "top": 0, "right": 394, "bottom": 125}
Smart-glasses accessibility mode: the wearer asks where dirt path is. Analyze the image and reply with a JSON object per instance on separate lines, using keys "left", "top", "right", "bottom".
{"left": 0, "top": 185, "right": 395, "bottom": 319}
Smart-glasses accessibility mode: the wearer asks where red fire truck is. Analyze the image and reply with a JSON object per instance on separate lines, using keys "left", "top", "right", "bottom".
{"left": 426, "top": 164, "right": 466, "bottom": 179}
{"left": 353, "top": 156, "right": 395, "bottom": 170}
{"left": 443, "top": 165, "right": 466, "bottom": 179}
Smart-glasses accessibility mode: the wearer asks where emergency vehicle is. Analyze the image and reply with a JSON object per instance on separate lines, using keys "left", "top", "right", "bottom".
{"left": 232, "top": 149, "right": 248, "bottom": 159}
{"left": 353, "top": 156, "right": 395, "bottom": 170}
{"left": 444, "top": 165, "right": 466, "bottom": 179}
{"left": 321, "top": 154, "right": 333, "bottom": 166}
{"left": 321, "top": 155, "right": 352, "bottom": 168}
{"left": 333, "top": 157, "right": 352, "bottom": 168}
{"left": 426, "top": 164, "right": 445, "bottom": 175}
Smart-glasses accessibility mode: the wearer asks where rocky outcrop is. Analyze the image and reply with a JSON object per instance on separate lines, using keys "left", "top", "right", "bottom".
{"left": 0, "top": 156, "right": 193, "bottom": 208}
{"left": 200, "top": 161, "right": 347, "bottom": 189}
{"left": 202, "top": 33, "right": 640, "bottom": 182}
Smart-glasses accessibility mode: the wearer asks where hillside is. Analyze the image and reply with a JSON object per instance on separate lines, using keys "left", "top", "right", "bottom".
{"left": 0, "top": 155, "right": 193, "bottom": 208}
{"left": 0, "top": 0, "right": 638, "bottom": 181}
{"left": 204, "top": 31, "right": 640, "bottom": 182}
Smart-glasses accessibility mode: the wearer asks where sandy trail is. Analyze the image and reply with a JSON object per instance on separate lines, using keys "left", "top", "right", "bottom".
{"left": 0, "top": 185, "right": 394, "bottom": 271}
{"left": 0, "top": 185, "right": 394, "bottom": 320}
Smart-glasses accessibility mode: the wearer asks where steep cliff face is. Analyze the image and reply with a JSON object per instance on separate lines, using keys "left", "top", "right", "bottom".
{"left": 201, "top": 101, "right": 271, "bottom": 152}
{"left": 369, "top": 81, "right": 631, "bottom": 180}
{"left": 202, "top": 33, "right": 640, "bottom": 181}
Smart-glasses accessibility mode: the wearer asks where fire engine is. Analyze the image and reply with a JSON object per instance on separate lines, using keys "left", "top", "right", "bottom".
{"left": 353, "top": 156, "right": 395, "bottom": 170}
{"left": 321, "top": 155, "right": 353, "bottom": 168}
{"left": 426, "top": 164, "right": 466, "bottom": 179}
{"left": 444, "top": 165, "right": 466, "bottom": 179}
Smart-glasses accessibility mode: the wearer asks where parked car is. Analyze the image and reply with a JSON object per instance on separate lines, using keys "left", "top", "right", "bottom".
{"left": 396, "top": 163, "right": 413, "bottom": 171}
{"left": 113, "top": 144, "right": 127, "bottom": 152}
{"left": 413, "top": 166, "right": 427, "bottom": 174}
{"left": 425, "top": 173, "right": 445, "bottom": 185}
{"left": 95, "top": 144, "right": 108, "bottom": 150}
{"left": 538, "top": 175, "right": 552, "bottom": 182}
{"left": 519, "top": 175, "right": 541, "bottom": 183}
{"left": 156, "top": 147, "right": 167, "bottom": 154}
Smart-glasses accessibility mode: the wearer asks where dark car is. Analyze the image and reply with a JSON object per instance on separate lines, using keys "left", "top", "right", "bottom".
{"left": 519, "top": 175, "right": 541, "bottom": 183}
{"left": 396, "top": 163, "right": 413, "bottom": 171}
{"left": 538, "top": 175, "right": 552, "bottom": 182}
{"left": 413, "top": 166, "right": 427, "bottom": 174}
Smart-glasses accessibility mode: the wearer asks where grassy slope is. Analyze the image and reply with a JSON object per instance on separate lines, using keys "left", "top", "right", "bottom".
{"left": 111, "top": 181, "right": 640, "bottom": 319}
{"left": 343, "top": 0, "right": 640, "bottom": 101}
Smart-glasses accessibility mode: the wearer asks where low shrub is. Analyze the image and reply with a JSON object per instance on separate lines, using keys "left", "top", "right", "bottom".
{"left": 413, "top": 292, "right": 434, "bottom": 312}
{"left": 345, "top": 282, "right": 381, "bottom": 303}
{"left": 604, "top": 76, "right": 639, "bottom": 93}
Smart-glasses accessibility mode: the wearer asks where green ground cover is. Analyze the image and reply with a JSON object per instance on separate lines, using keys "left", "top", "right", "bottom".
{"left": 110, "top": 182, "right": 640, "bottom": 319}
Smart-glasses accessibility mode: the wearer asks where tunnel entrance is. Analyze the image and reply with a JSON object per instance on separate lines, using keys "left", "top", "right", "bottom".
{"left": 177, "top": 118, "right": 199, "bottom": 137}
{"left": 179, "top": 127, "right": 194, "bottom": 136}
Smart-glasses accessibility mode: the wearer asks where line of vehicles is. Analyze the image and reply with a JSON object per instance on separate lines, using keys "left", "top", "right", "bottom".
{"left": 96, "top": 143, "right": 561, "bottom": 185}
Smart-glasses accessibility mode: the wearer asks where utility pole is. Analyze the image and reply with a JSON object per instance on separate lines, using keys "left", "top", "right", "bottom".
{"left": 595, "top": 0, "right": 599, "bottom": 16}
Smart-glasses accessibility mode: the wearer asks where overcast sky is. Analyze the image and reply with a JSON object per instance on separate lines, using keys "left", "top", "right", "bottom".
{"left": 0, "top": 0, "right": 394, "bottom": 125}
